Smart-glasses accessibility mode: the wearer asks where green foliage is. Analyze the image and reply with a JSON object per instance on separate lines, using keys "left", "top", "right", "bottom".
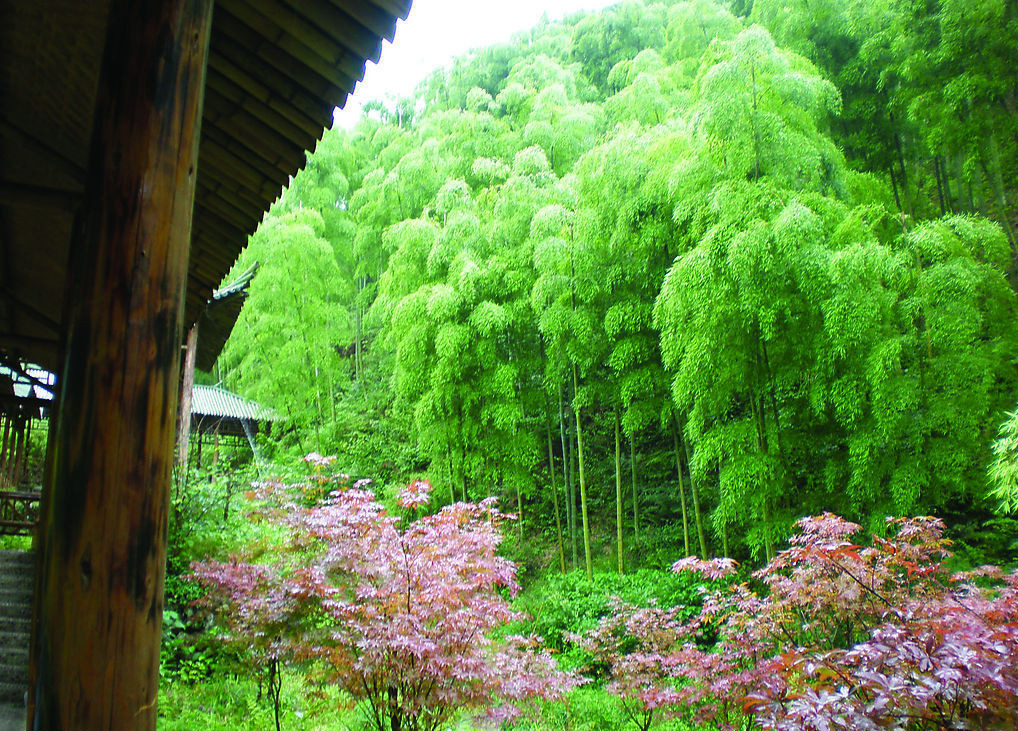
{"left": 208, "top": 0, "right": 1018, "bottom": 578}
{"left": 991, "top": 408, "right": 1018, "bottom": 514}
{"left": 164, "top": 459, "right": 266, "bottom": 680}
{"left": 515, "top": 569, "right": 708, "bottom": 654}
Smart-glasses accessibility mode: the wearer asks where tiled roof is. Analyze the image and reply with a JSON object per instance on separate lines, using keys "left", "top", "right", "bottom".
{"left": 191, "top": 385, "right": 277, "bottom": 421}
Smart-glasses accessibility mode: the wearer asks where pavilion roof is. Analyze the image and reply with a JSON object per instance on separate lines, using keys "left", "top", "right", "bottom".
{"left": 191, "top": 384, "right": 277, "bottom": 423}
{"left": 195, "top": 261, "right": 260, "bottom": 372}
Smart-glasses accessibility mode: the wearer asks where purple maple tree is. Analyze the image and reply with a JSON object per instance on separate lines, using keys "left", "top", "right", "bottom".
{"left": 578, "top": 513, "right": 1018, "bottom": 731}
{"left": 191, "top": 464, "right": 579, "bottom": 731}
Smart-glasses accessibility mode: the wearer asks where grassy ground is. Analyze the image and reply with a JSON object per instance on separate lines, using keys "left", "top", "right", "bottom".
{"left": 158, "top": 672, "right": 694, "bottom": 731}
{"left": 158, "top": 672, "right": 358, "bottom": 731}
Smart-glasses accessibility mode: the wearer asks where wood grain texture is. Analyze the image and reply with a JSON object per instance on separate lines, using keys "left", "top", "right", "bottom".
{"left": 177, "top": 324, "right": 199, "bottom": 469}
{"left": 29, "top": 1, "right": 213, "bottom": 728}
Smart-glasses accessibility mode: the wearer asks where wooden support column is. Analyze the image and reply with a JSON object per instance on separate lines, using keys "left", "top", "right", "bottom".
{"left": 176, "top": 323, "right": 199, "bottom": 469}
{"left": 30, "top": 1, "right": 212, "bottom": 729}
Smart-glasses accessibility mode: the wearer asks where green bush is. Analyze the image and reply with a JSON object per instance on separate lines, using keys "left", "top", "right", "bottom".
{"left": 514, "top": 568, "right": 710, "bottom": 655}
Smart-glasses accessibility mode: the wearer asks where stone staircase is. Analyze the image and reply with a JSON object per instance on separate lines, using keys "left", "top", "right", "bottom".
{"left": 0, "top": 551, "right": 32, "bottom": 707}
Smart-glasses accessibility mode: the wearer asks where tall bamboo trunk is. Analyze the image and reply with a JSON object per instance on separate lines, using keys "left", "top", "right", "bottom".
{"left": 516, "top": 482, "right": 524, "bottom": 540}
{"left": 444, "top": 446, "right": 456, "bottom": 506}
{"left": 547, "top": 417, "right": 566, "bottom": 574}
{"left": 559, "top": 383, "right": 577, "bottom": 570}
{"left": 683, "top": 434, "right": 708, "bottom": 558}
{"left": 615, "top": 411, "right": 624, "bottom": 575}
{"left": 354, "top": 276, "right": 364, "bottom": 388}
{"left": 751, "top": 391, "right": 776, "bottom": 562}
{"left": 572, "top": 364, "right": 593, "bottom": 580}
{"left": 671, "top": 419, "right": 690, "bottom": 557}
{"left": 630, "top": 432, "right": 639, "bottom": 542}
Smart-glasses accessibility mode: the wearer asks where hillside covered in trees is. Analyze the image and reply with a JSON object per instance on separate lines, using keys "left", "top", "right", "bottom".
{"left": 211, "top": 0, "right": 1018, "bottom": 569}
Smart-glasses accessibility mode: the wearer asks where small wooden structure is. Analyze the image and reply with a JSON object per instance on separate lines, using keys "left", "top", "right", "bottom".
{"left": 0, "top": 1, "right": 412, "bottom": 728}
{"left": 0, "top": 367, "right": 54, "bottom": 535}
{"left": 187, "top": 384, "right": 278, "bottom": 466}
{"left": 191, "top": 385, "right": 277, "bottom": 439}
{"left": 177, "top": 262, "right": 260, "bottom": 468}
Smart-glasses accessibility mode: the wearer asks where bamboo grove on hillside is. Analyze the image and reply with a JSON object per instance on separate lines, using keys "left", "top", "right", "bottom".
{"left": 214, "top": 0, "right": 1018, "bottom": 568}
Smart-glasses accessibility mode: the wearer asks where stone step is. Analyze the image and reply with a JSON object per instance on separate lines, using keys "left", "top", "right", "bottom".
{"left": 0, "top": 665, "right": 25, "bottom": 689}
{"left": 0, "top": 680, "right": 25, "bottom": 706}
{"left": 0, "top": 601, "right": 29, "bottom": 617}
{"left": 0, "top": 561, "right": 32, "bottom": 573}
{"left": 0, "top": 566, "right": 33, "bottom": 577}
{"left": 0, "top": 633, "right": 27, "bottom": 659}
{"left": 0, "top": 558, "right": 32, "bottom": 569}
{"left": 0, "top": 570, "right": 33, "bottom": 584}
{"left": 0, "top": 616, "right": 29, "bottom": 635}
{"left": 0, "top": 578, "right": 32, "bottom": 590}
{"left": 0, "top": 588, "right": 30, "bottom": 604}
{"left": 0, "top": 550, "right": 33, "bottom": 707}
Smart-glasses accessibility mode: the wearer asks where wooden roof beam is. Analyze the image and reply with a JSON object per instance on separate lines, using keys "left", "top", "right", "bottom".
{"left": 0, "top": 118, "right": 87, "bottom": 186}
{"left": 249, "top": 0, "right": 381, "bottom": 65}
{"left": 291, "top": 0, "right": 390, "bottom": 60}
{"left": 363, "top": 0, "right": 413, "bottom": 22}
{"left": 196, "top": 182, "right": 265, "bottom": 233}
{"left": 328, "top": 0, "right": 398, "bottom": 42}
{"left": 205, "top": 61, "right": 324, "bottom": 139}
{"left": 224, "top": 1, "right": 367, "bottom": 89}
{"left": 0, "top": 181, "right": 81, "bottom": 212}
{"left": 213, "top": 8, "right": 354, "bottom": 105}
{"left": 198, "top": 170, "right": 273, "bottom": 215}
{"left": 205, "top": 69, "right": 319, "bottom": 145}
{"left": 195, "top": 141, "right": 274, "bottom": 199}
{"left": 204, "top": 88, "right": 311, "bottom": 166}
{"left": 194, "top": 207, "right": 258, "bottom": 247}
{"left": 0, "top": 286, "right": 61, "bottom": 334}
{"left": 200, "top": 124, "right": 295, "bottom": 183}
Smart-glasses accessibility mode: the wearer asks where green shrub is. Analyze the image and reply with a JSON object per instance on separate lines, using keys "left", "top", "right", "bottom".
{"left": 514, "top": 568, "right": 709, "bottom": 655}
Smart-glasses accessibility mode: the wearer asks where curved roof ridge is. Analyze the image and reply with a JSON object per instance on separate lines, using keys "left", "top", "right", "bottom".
{"left": 191, "top": 383, "right": 278, "bottom": 421}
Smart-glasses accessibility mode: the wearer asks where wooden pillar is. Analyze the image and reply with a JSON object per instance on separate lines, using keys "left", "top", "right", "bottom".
{"left": 176, "top": 323, "right": 199, "bottom": 469}
{"left": 30, "top": 1, "right": 212, "bottom": 729}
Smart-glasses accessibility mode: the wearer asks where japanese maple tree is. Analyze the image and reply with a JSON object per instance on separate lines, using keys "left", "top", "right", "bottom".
{"left": 191, "top": 464, "right": 579, "bottom": 731}
{"left": 578, "top": 513, "right": 1018, "bottom": 731}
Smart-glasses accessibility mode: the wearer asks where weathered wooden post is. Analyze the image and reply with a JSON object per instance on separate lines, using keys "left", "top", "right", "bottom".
{"left": 176, "top": 323, "right": 199, "bottom": 470}
{"left": 30, "top": 0, "right": 212, "bottom": 728}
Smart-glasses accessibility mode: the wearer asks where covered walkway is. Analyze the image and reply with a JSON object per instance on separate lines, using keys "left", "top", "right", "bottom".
{"left": 0, "top": 1, "right": 412, "bottom": 727}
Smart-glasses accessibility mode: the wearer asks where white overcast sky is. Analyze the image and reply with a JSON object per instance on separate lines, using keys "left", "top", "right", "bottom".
{"left": 335, "top": 0, "right": 621, "bottom": 126}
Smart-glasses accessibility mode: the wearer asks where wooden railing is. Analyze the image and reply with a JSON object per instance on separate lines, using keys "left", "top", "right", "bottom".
{"left": 0, "top": 489, "right": 40, "bottom": 536}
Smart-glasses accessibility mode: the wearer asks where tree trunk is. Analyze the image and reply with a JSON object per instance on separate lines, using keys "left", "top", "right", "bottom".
{"left": 445, "top": 446, "right": 456, "bottom": 506}
{"left": 176, "top": 323, "right": 199, "bottom": 469}
{"left": 572, "top": 364, "right": 593, "bottom": 580}
{"left": 751, "top": 391, "right": 776, "bottom": 562}
{"left": 615, "top": 411, "right": 624, "bottom": 575}
{"left": 30, "top": 1, "right": 212, "bottom": 727}
{"left": 683, "top": 434, "right": 708, "bottom": 558}
{"left": 671, "top": 420, "right": 691, "bottom": 557}
{"left": 630, "top": 433, "right": 639, "bottom": 542}
{"left": 934, "top": 155, "right": 948, "bottom": 216}
{"left": 559, "top": 383, "right": 577, "bottom": 570}
{"left": 546, "top": 417, "right": 566, "bottom": 574}
{"left": 354, "top": 277, "right": 364, "bottom": 388}
{"left": 516, "top": 482, "right": 524, "bottom": 540}
{"left": 269, "top": 659, "right": 282, "bottom": 731}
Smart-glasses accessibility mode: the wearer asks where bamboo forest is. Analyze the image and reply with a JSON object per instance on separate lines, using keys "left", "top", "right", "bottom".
{"left": 156, "top": 0, "right": 1018, "bottom": 729}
